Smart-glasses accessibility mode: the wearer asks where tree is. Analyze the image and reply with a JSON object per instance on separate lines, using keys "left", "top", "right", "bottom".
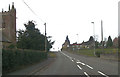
{"left": 17, "top": 21, "right": 54, "bottom": 51}
{"left": 106, "top": 36, "right": 113, "bottom": 48}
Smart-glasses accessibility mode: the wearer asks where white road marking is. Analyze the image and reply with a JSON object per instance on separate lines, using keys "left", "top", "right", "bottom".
{"left": 66, "top": 55, "right": 69, "bottom": 58}
{"left": 77, "top": 65, "right": 82, "bottom": 70}
{"left": 86, "top": 64, "right": 93, "bottom": 69}
{"left": 60, "top": 52, "right": 75, "bottom": 63}
{"left": 76, "top": 62, "right": 85, "bottom": 65}
{"left": 84, "top": 72, "right": 90, "bottom": 77}
{"left": 76, "top": 61, "right": 82, "bottom": 64}
{"left": 74, "top": 58, "right": 75, "bottom": 60}
{"left": 71, "top": 59, "right": 74, "bottom": 62}
{"left": 98, "top": 71, "right": 109, "bottom": 77}
{"left": 69, "top": 56, "right": 72, "bottom": 59}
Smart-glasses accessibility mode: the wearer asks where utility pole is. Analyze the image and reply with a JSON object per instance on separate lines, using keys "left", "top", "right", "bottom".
{"left": 44, "top": 23, "right": 47, "bottom": 52}
{"left": 101, "top": 20, "right": 104, "bottom": 52}
{"left": 91, "top": 22, "right": 96, "bottom": 56}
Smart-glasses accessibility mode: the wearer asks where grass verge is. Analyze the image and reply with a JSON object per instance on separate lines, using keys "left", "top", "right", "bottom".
{"left": 69, "top": 48, "right": 118, "bottom": 57}
{"left": 48, "top": 52, "right": 57, "bottom": 58}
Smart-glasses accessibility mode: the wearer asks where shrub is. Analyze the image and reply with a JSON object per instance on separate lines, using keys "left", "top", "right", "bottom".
{"left": 8, "top": 44, "right": 16, "bottom": 49}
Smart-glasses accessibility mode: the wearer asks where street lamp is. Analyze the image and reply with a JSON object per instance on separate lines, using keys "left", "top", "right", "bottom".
{"left": 76, "top": 34, "right": 79, "bottom": 44}
{"left": 44, "top": 23, "right": 47, "bottom": 52}
{"left": 91, "top": 22, "right": 96, "bottom": 56}
{"left": 76, "top": 34, "right": 79, "bottom": 50}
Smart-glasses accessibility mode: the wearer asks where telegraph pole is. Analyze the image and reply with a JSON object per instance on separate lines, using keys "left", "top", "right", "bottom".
{"left": 91, "top": 22, "right": 96, "bottom": 56}
{"left": 44, "top": 23, "right": 47, "bottom": 52}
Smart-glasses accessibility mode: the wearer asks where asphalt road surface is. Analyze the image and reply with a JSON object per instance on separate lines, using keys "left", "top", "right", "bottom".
{"left": 33, "top": 51, "right": 118, "bottom": 76}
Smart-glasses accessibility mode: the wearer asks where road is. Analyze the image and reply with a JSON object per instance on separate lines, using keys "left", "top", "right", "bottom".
{"left": 8, "top": 51, "right": 118, "bottom": 76}
{"left": 33, "top": 51, "right": 118, "bottom": 76}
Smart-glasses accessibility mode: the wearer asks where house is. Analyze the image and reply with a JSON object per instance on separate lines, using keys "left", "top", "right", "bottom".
{"left": 80, "top": 36, "right": 94, "bottom": 49}
{"left": 70, "top": 36, "right": 94, "bottom": 50}
{"left": 70, "top": 43, "right": 82, "bottom": 51}
{"left": 113, "top": 37, "right": 118, "bottom": 48}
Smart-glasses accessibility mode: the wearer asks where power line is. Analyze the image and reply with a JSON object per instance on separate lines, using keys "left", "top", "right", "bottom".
{"left": 22, "top": 0, "right": 45, "bottom": 23}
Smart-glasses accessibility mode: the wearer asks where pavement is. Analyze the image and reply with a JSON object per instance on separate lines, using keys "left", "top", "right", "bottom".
{"left": 8, "top": 58, "right": 55, "bottom": 75}
{"left": 7, "top": 51, "right": 119, "bottom": 76}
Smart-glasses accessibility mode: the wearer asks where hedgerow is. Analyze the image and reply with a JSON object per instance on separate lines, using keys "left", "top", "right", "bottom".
{"left": 2, "top": 49, "right": 47, "bottom": 74}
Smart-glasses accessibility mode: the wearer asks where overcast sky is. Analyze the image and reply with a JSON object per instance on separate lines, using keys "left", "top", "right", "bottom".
{"left": 0, "top": 0, "right": 119, "bottom": 51}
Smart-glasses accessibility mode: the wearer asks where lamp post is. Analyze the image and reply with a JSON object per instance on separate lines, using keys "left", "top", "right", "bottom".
{"left": 44, "top": 23, "right": 47, "bottom": 52}
{"left": 76, "top": 34, "right": 79, "bottom": 50}
{"left": 91, "top": 22, "right": 96, "bottom": 56}
{"left": 76, "top": 34, "right": 79, "bottom": 43}
{"left": 101, "top": 20, "right": 104, "bottom": 52}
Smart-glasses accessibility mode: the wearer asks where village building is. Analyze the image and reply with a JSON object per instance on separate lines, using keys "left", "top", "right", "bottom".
{"left": 70, "top": 43, "right": 82, "bottom": 51}
{"left": 0, "top": 2, "right": 16, "bottom": 49}
{"left": 62, "top": 35, "right": 70, "bottom": 50}
{"left": 113, "top": 37, "right": 118, "bottom": 48}
{"left": 61, "top": 35, "right": 95, "bottom": 51}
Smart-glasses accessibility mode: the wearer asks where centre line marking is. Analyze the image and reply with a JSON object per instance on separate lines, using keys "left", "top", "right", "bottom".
{"left": 77, "top": 65, "right": 82, "bottom": 70}
{"left": 84, "top": 72, "right": 90, "bottom": 77}
{"left": 71, "top": 59, "right": 74, "bottom": 62}
{"left": 86, "top": 64, "right": 93, "bottom": 69}
{"left": 76, "top": 62, "right": 82, "bottom": 63}
{"left": 98, "top": 71, "right": 109, "bottom": 77}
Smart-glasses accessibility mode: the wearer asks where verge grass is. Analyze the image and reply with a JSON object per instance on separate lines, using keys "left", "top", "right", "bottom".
{"left": 48, "top": 52, "right": 56, "bottom": 58}
{"left": 69, "top": 48, "right": 118, "bottom": 57}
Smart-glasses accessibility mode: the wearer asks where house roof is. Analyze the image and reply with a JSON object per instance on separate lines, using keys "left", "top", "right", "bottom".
{"left": 71, "top": 43, "right": 81, "bottom": 46}
{"left": 81, "top": 40, "right": 94, "bottom": 45}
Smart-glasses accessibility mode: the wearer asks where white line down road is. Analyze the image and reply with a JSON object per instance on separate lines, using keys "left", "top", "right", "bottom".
{"left": 84, "top": 72, "right": 90, "bottom": 77}
{"left": 98, "top": 71, "right": 109, "bottom": 77}
{"left": 86, "top": 64, "right": 93, "bottom": 69}
{"left": 77, "top": 65, "right": 82, "bottom": 70}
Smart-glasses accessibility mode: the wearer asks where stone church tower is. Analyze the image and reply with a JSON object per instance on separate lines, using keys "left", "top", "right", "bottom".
{"left": 1, "top": 2, "right": 16, "bottom": 44}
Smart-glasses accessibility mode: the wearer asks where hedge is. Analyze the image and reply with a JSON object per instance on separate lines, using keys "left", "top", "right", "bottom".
{"left": 2, "top": 49, "right": 47, "bottom": 74}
